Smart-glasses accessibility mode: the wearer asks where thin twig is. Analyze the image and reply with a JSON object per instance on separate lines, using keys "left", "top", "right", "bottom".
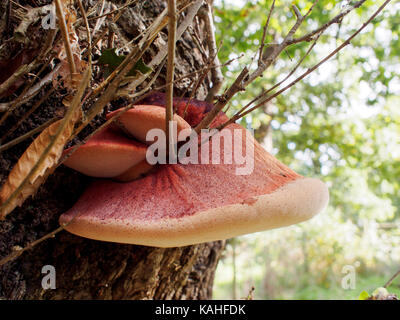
{"left": 222, "top": 0, "right": 392, "bottom": 127}
{"left": 234, "top": 31, "right": 323, "bottom": 121}
{"left": 1, "top": 61, "right": 59, "bottom": 112}
{"left": 0, "top": 118, "right": 59, "bottom": 153}
{"left": 126, "top": 0, "right": 204, "bottom": 93}
{"left": 55, "top": 0, "right": 76, "bottom": 77}
{"left": 73, "top": 7, "right": 170, "bottom": 140}
{"left": 118, "top": 0, "right": 195, "bottom": 53}
{"left": 77, "top": 0, "right": 92, "bottom": 66}
{"left": 196, "top": 0, "right": 371, "bottom": 132}
{"left": 287, "top": 0, "right": 365, "bottom": 45}
{"left": 246, "top": 2, "right": 310, "bottom": 85}
{"left": 384, "top": 267, "right": 400, "bottom": 289}
{"left": 83, "top": 0, "right": 129, "bottom": 58}
{"left": 0, "top": 226, "right": 64, "bottom": 266}
{"left": 182, "top": 41, "right": 225, "bottom": 118}
{"left": 258, "top": 0, "right": 275, "bottom": 64}
{"left": 183, "top": 62, "right": 210, "bottom": 118}
{"left": 87, "top": 0, "right": 138, "bottom": 21}
{"left": 0, "top": 207, "right": 83, "bottom": 267}
{"left": 194, "top": 67, "right": 249, "bottom": 133}
{"left": 118, "top": 57, "right": 167, "bottom": 99}
{"left": 0, "top": 30, "right": 57, "bottom": 126}
{"left": 189, "top": 25, "right": 208, "bottom": 59}
{"left": 166, "top": 0, "right": 177, "bottom": 158}
{"left": 0, "top": 69, "right": 91, "bottom": 218}
{"left": 0, "top": 88, "right": 55, "bottom": 143}
{"left": 89, "top": 7, "right": 168, "bottom": 98}
{"left": 120, "top": 55, "right": 240, "bottom": 100}
{"left": 0, "top": 28, "right": 56, "bottom": 98}
{"left": 91, "top": 0, "right": 106, "bottom": 39}
{"left": 9, "top": 0, "right": 28, "bottom": 11}
{"left": 202, "top": 2, "right": 224, "bottom": 102}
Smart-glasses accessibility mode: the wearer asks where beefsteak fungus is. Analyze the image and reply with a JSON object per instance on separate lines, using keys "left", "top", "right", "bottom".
{"left": 60, "top": 94, "right": 329, "bottom": 247}
{"left": 106, "top": 105, "right": 191, "bottom": 144}
{"left": 63, "top": 125, "right": 147, "bottom": 178}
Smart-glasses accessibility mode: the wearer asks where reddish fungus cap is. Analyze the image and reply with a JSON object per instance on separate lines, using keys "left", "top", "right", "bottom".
{"left": 106, "top": 105, "right": 191, "bottom": 144}
{"left": 63, "top": 125, "right": 147, "bottom": 178}
{"left": 59, "top": 97, "right": 329, "bottom": 247}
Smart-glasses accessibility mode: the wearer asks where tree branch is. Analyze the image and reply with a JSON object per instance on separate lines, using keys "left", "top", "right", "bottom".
{"left": 258, "top": 0, "right": 275, "bottom": 66}
{"left": 202, "top": 2, "right": 224, "bottom": 102}
{"left": 228, "top": 0, "right": 392, "bottom": 124}
{"left": 166, "top": 0, "right": 177, "bottom": 158}
{"left": 384, "top": 267, "right": 400, "bottom": 289}
{"left": 287, "top": 0, "right": 366, "bottom": 45}
{"left": 194, "top": 66, "right": 249, "bottom": 133}
{"left": 55, "top": 0, "right": 76, "bottom": 77}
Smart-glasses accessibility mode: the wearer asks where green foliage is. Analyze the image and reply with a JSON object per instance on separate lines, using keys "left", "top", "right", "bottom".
{"left": 212, "top": 0, "right": 400, "bottom": 299}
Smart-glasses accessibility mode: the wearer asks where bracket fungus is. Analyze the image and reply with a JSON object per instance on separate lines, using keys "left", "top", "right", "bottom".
{"left": 63, "top": 125, "right": 148, "bottom": 178}
{"left": 60, "top": 93, "right": 329, "bottom": 247}
{"left": 106, "top": 105, "right": 192, "bottom": 145}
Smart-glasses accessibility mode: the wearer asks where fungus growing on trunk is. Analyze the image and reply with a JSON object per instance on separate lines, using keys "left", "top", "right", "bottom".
{"left": 106, "top": 105, "right": 191, "bottom": 144}
{"left": 63, "top": 126, "right": 147, "bottom": 178}
{"left": 60, "top": 94, "right": 329, "bottom": 247}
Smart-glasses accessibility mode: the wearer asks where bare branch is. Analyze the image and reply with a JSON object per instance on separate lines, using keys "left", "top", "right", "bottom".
{"left": 0, "top": 30, "right": 57, "bottom": 126}
{"left": 202, "top": 2, "right": 224, "bottom": 102}
{"left": 0, "top": 118, "right": 59, "bottom": 153}
{"left": 55, "top": 0, "right": 76, "bottom": 76}
{"left": 304, "top": 0, "right": 320, "bottom": 18}
{"left": 0, "top": 88, "right": 55, "bottom": 143}
{"left": 287, "top": 0, "right": 367, "bottom": 44}
{"left": 232, "top": 31, "right": 323, "bottom": 123}
{"left": 77, "top": 0, "right": 93, "bottom": 86}
{"left": 195, "top": 0, "right": 375, "bottom": 132}
{"left": 227, "top": 0, "right": 392, "bottom": 124}
{"left": 0, "top": 69, "right": 91, "bottom": 218}
{"left": 0, "top": 206, "right": 84, "bottom": 267}
{"left": 247, "top": 2, "right": 307, "bottom": 85}
{"left": 292, "top": 4, "right": 302, "bottom": 19}
{"left": 384, "top": 267, "right": 400, "bottom": 289}
{"left": 117, "top": 58, "right": 167, "bottom": 99}
{"left": 0, "top": 63, "right": 59, "bottom": 114}
{"left": 166, "top": 0, "right": 177, "bottom": 158}
{"left": 194, "top": 66, "right": 249, "bottom": 133}
{"left": 73, "top": 6, "right": 174, "bottom": 139}
{"left": 127, "top": 0, "right": 204, "bottom": 91}
{"left": 0, "top": 226, "right": 65, "bottom": 267}
{"left": 258, "top": 0, "right": 275, "bottom": 65}
{"left": 87, "top": 0, "right": 139, "bottom": 21}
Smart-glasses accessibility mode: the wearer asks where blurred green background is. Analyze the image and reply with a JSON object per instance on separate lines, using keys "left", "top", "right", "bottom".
{"left": 211, "top": 0, "right": 400, "bottom": 300}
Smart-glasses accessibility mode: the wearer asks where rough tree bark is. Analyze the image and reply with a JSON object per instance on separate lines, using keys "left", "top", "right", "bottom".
{"left": 0, "top": 0, "right": 225, "bottom": 299}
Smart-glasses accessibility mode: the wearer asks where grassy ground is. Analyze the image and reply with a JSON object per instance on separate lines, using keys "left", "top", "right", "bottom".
{"left": 286, "top": 275, "right": 400, "bottom": 300}
{"left": 213, "top": 273, "right": 400, "bottom": 300}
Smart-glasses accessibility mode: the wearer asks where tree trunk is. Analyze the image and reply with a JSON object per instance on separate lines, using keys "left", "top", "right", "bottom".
{"left": 0, "top": 0, "right": 225, "bottom": 300}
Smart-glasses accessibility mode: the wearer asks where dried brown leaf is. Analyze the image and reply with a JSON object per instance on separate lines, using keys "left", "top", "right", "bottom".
{"left": 0, "top": 112, "right": 78, "bottom": 219}
{"left": 0, "top": 68, "right": 91, "bottom": 219}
